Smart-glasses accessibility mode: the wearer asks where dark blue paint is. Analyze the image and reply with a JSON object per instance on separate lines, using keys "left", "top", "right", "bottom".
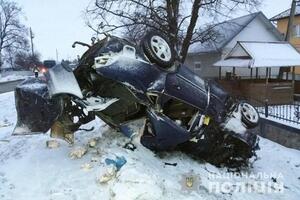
{"left": 141, "top": 109, "right": 191, "bottom": 150}
{"left": 96, "top": 59, "right": 210, "bottom": 110}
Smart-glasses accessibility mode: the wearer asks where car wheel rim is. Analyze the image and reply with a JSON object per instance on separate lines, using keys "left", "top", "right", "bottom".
{"left": 150, "top": 36, "right": 172, "bottom": 62}
{"left": 241, "top": 103, "right": 259, "bottom": 124}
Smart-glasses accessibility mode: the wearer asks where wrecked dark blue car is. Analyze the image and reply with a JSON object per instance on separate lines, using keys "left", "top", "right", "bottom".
{"left": 13, "top": 32, "right": 260, "bottom": 167}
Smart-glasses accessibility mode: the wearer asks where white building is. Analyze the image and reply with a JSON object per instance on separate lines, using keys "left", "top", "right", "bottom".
{"left": 185, "top": 12, "right": 284, "bottom": 78}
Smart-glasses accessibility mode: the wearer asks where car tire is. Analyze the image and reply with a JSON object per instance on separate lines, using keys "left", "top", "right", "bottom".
{"left": 240, "top": 102, "right": 260, "bottom": 128}
{"left": 142, "top": 32, "right": 175, "bottom": 68}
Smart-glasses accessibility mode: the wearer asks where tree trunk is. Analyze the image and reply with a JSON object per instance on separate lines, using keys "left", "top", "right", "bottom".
{"left": 166, "top": 0, "right": 179, "bottom": 54}
{"left": 180, "top": 0, "right": 201, "bottom": 62}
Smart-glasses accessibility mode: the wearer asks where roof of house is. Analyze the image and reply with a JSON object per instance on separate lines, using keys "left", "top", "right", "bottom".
{"left": 214, "top": 41, "right": 300, "bottom": 68}
{"left": 270, "top": 6, "right": 300, "bottom": 21}
{"left": 188, "top": 12, "right": 283, "bottom": 54}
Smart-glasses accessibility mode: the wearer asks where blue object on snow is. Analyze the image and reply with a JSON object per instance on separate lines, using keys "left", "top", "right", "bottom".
{"left": 119, "top": 124, "right": 135, "bottom": 138}
{"left": 105, "top": 156, "right": 127, "bottom": 171}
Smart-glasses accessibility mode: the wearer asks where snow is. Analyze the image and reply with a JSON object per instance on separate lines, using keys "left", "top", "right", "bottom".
{"left": 12, "top": 125, "right": 32, "bottom": 135}
{"left": 0, "top": 74, "right": 28, "bottom": 83}
{"left": 17, "top": 81, "right": 46, "bottom": 91}
{"left": 83, "top": 96, "right": 119, "bottom": 112}
{"left": 94, "top": 49, "right": 149, "bottom": 70}
{"left": 214, "top": 42, "right": 300, "bottom": 68}
{"left": 241, "top": 42, "right": 300, "bottom": 68}
{"left": 188, "top": 13, "right": 259, "bottom": 54}
{"left": 223, "top": 113, "right": 247, "bottom": 134}
{"left": 259, "top": 115, "right": 300, "bottom": 130}
{"left": 148, "top": 76, "right": 165, "bottom": 91}
{"left": 270, "top": 6, "right": 300, "bottom": 21}
{"left": 0, "top": 91, "right": 300, "bottom": 199}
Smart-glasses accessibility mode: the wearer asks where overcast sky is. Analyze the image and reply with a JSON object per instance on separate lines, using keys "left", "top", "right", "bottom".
{"left": 17, "top": 0, "right": 292, "bottom": 61}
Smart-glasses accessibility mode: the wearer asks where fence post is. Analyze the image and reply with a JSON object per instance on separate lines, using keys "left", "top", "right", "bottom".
{"left": 265, "top": 99, "right": 269, "bottom": 118}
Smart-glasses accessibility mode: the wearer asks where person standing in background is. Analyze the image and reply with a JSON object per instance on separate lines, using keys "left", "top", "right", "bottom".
{"left": 33, "top": 65, "right": 39, "bottom": 78}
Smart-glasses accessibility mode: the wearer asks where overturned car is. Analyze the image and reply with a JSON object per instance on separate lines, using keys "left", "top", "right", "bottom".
{"left": 13, "top": 32, "right": 260, "bottom": 167}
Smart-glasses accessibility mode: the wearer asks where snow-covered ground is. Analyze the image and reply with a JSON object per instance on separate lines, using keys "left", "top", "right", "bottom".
{"left": 0, "top": 74, "right": 29, "bottom": 83}
{"left": 0, "top": 91, "right": 300, "bottom": 200}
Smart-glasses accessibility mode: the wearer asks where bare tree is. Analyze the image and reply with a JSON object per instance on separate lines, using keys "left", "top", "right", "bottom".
{"left": 85, "top": 0, "right": 260, "bottom": 62}
{"left": 0, "top": 0, "right": 28, "bottom": 69}
{"left": 14, "top": 51, "right": 41, "bottom": 71}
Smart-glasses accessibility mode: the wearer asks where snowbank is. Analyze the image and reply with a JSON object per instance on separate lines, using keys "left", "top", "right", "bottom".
{"left": 0, "top": 92, "right": 299, "bottom": 200}
{"left": 0, "top": 74, "right": 29, "bottom": 83}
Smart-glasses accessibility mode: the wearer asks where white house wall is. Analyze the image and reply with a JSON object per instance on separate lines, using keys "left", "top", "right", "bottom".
{"left": 185, "top": 15, "right": 282, "bottom": 78}
{"left": 184, "top": 53, "right": 221, "bottom": 78}
{"left": 227, "top": 43, "right": 250, "bottom": 58}
{"left": 221, "top": 16, "right": 280, "bottom": 77}
{"left": 223, "top": 16, "right": 280, "bottom": 55}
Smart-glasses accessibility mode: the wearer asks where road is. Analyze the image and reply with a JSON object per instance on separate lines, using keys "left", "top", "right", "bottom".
{"left": 0, "top": 79, "right": 24, "bottom": 94}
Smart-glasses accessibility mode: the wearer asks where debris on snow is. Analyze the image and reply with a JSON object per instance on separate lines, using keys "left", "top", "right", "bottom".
{"left": 69, "top": 146, "right": 87, "bottom": 159}
{"left": 105, "top": 156, "right": 127, "bottom": 171}
{"left": 81, "top": 163, "right": 93, "bottom": 171}
{"left": 164, "top": 162, "right": 177, "bottom": 167}
{"left": 46, "top": 140, "right": 60, "bottom": 149}
{"left": 123, "top": 142, "right": 136, "bottom": 151}
{"left": 97, "top": 165, "right": 117, "bottom": 184}
{"left": 91, "top": 157, "right": 100, "bottom": 163}
{"left": 88, "top": 138, "right": 98, "bottom": 148}
{"left": 0, "top": 119, "right": 13, "bottom": 128}
{"left": 89, "top": 148, "right": 102, "bottom": 156}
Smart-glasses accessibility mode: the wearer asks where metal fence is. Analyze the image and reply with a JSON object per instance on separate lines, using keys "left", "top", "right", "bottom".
{"left": 255, "top": 101, "right": 300, "bottom": 125}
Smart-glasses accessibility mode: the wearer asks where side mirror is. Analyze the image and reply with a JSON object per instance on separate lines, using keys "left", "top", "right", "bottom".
{"left": 71, "top": 41, "right": 91, "bottom": 49}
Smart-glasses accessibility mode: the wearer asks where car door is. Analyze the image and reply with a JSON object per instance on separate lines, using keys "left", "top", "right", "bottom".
{"left": 164, "top": 65, "right": 208, "bottom": 112}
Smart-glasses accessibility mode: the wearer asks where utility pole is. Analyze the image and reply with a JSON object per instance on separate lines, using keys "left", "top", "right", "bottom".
{"left": 56, "top": 49, "right": 59, "bottom": 63}
{"left": 285, "top": 0, "right": 300, "bottom": 92}
{"left": 29, "top": 27, "right": 34, "bottom": 57}
{"left": 286, "top": 0, "right": 297, "bottom": 41}
{"left": 279, "top": 0, "right": 297, "bottom": 79}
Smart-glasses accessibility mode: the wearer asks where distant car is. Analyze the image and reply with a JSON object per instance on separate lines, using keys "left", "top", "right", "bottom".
{"left": 13, "top": 32, "right": 259, "bottom": 167}
{"left": 43, "top": 60, "right": 56, "bottom": 68}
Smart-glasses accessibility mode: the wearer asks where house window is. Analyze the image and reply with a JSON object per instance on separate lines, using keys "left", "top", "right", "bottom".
{"left": 194, "top": 62, "right": 202, "bottom": 69}
{"left": 293, "top": 24, "right": 300, "bottom": 38}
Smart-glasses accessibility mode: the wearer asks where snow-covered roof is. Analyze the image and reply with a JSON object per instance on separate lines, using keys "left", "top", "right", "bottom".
{"left": 214, "top": 41, "right": 300, "bottom": 68}
{"left": 270, "top": 6, "right": 300, "bottom": 21}
{"left": 188, "top": 12, "right": 282, "bottom": 54}
{"left": 188, "top": 12, "right": 259, "bottom": 54}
